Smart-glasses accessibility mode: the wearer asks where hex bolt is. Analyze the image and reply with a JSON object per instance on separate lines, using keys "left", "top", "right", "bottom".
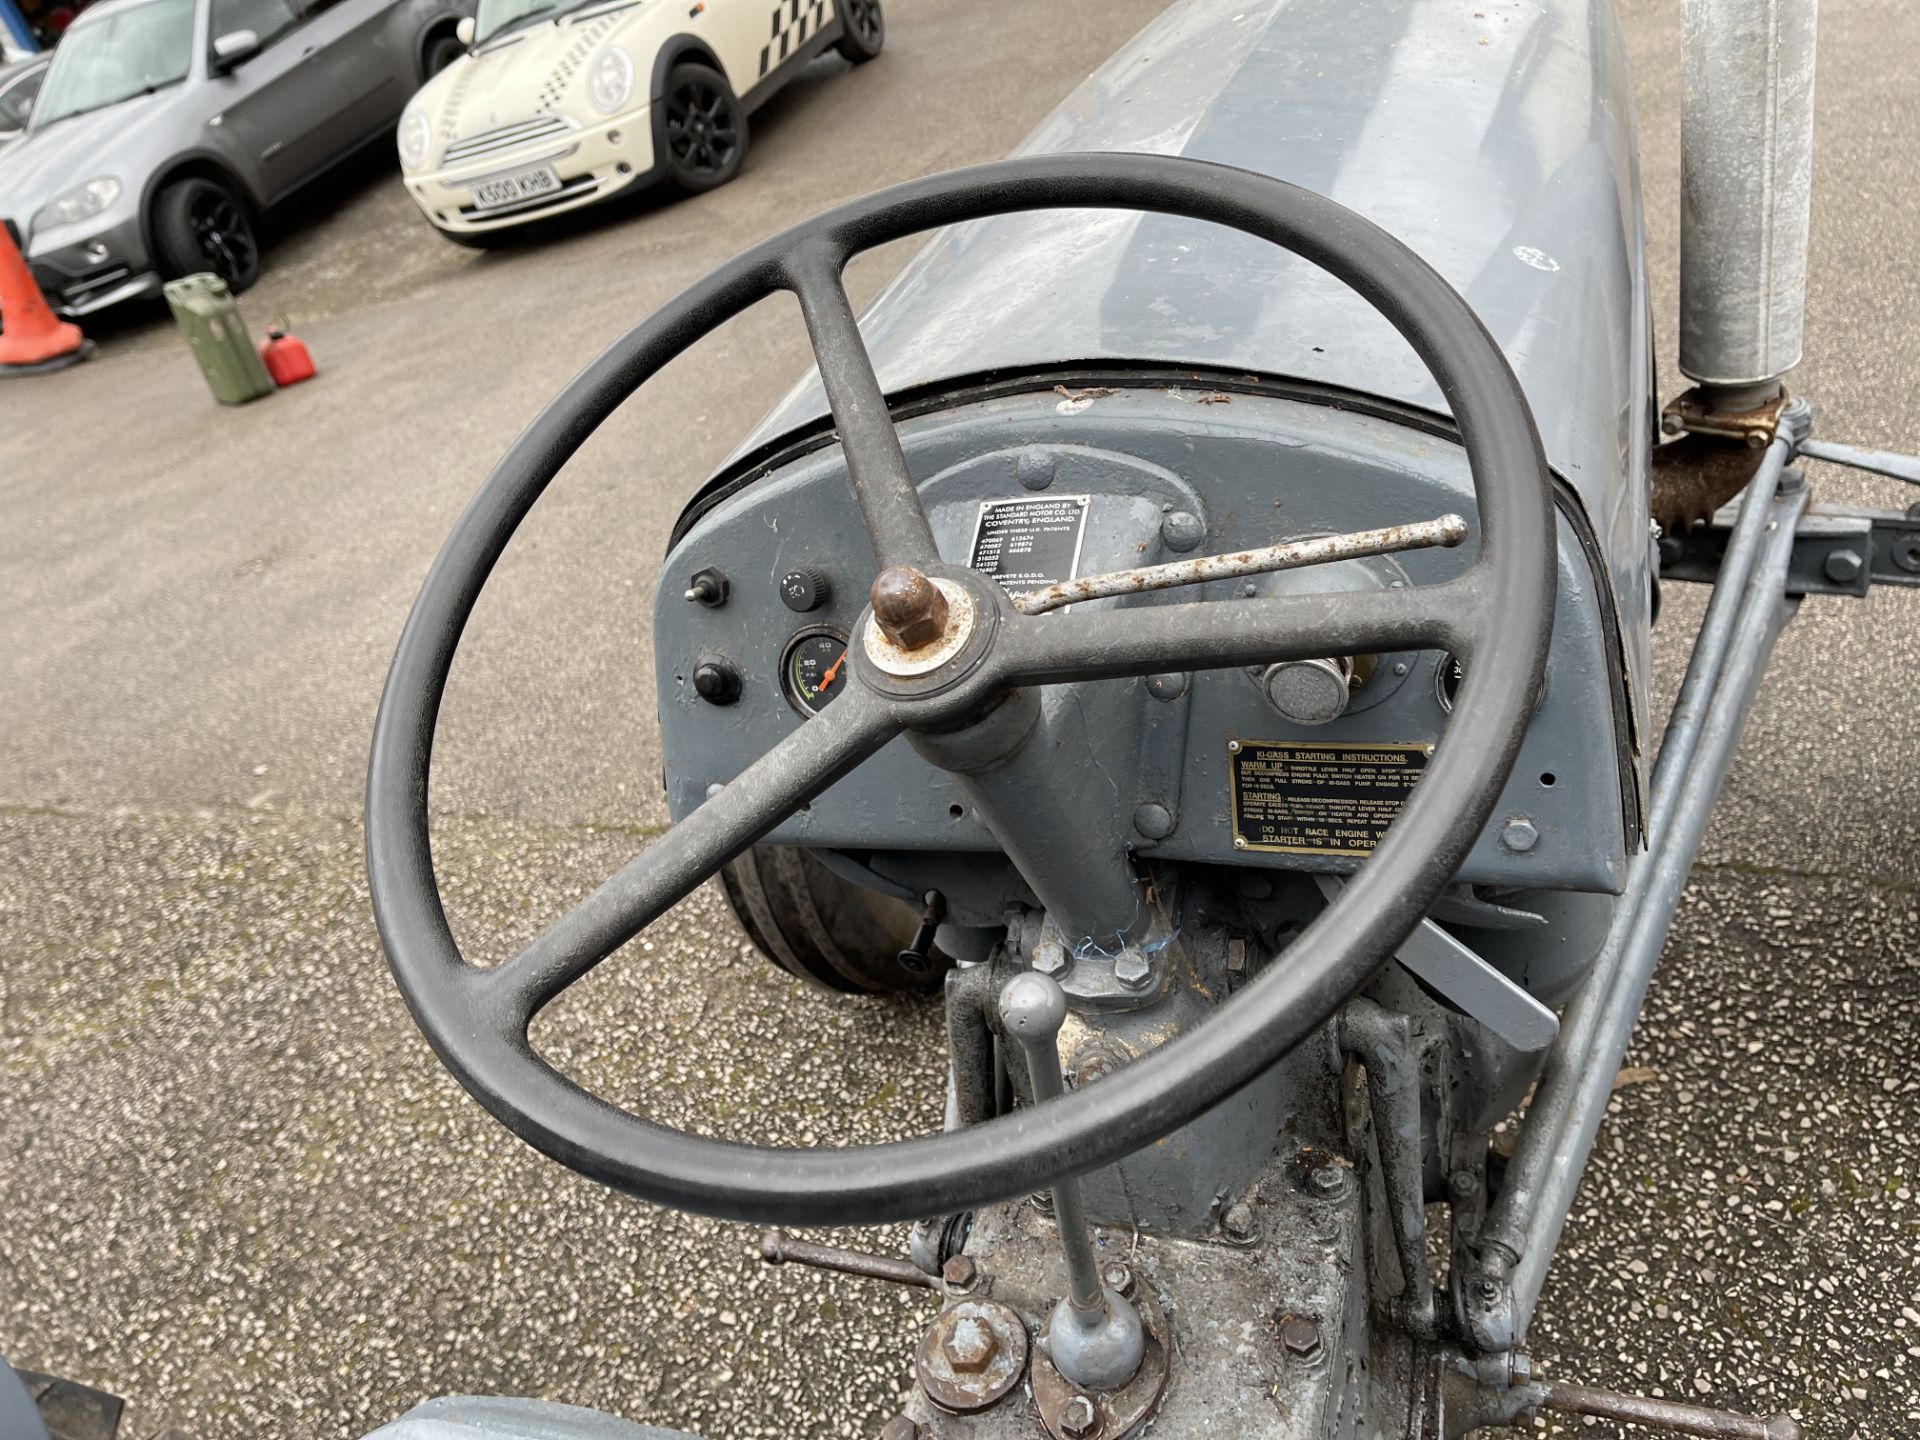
{"left": 941, "top": 1314, "right": 999, "bottom": 1373}
{"left": 1101, "top": 1262, "right": 1134, "bottom": 1296}
{"left": 1061, "top": 1394, "right": 1099, "bottom": 1439}
{"left": 1823, "top": 548, "right": 1865, "bottom": 583}
{"left": 1113, "top": 951, "right": 1153, "bottom": 991}
{"left": 1448, "top": 1170, "right": 1479, "bottom": 1199}
{"left": 1309, "top": 1164, "right": 1350, "bottom": 1199}
{"left": 1222, "top": 1201, "right": 1257, "bottom": 1242}
{"left": 878, "top": 1417, "right": 920, "bottom": 1440}
{"left": 1031, "top": 941, "right": 1069, "bottom": 978}
{"left": 1473, "top": 1277, "right": 1501, "bottom": 1304}
{"left": 1500, "top": 816, "right": 1540, "bottom": 853}
{"left": 1279, "top": 1316, "right": 1323, "bottom": 1359}
{"left": 941, "top": 1255, "right": 978, "bottom": 1292}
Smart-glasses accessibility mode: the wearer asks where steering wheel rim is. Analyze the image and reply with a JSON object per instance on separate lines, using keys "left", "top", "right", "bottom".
{"left": 366, "top": 151, "right": 1555, "bottom": 1226}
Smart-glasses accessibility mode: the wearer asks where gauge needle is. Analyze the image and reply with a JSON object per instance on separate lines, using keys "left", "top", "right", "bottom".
{"left": 819, "top": 652, "right": 847, "bottom": 688}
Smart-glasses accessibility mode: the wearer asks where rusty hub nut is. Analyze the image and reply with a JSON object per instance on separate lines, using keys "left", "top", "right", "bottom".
{"left": 1280, "top": 1316, "right": 1322, "bottom": 1359}
{"left": 871, "top": 564, "right": 950, "bottom": 650}
{"left": 942, "top": 1313, "right": 1000, "bottom": 1374}
{"left": 1060, "top": 1394, "right": 1099, "bottom": 1438}
{"left": 941, "top": 1254, "right": 977, "bottom": 1291}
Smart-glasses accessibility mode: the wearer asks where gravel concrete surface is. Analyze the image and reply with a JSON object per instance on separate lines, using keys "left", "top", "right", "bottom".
{"left": 2, "top": 1, "right": 1916, "bottom": 1438}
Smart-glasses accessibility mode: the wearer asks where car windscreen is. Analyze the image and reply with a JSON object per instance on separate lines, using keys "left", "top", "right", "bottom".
{"left": 474, "top": 0, "right": 589, "bottom": 45}
{"left": 31, "top": 0, "right": 196, "bottom": 129}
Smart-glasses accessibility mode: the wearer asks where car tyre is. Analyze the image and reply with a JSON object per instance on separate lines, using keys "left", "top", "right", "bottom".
{"left": 719, "top": 844, "right": 949, "bottom": 995}
{"left": 421, "top": 30, "right": 465, "bottom": 78}
{"left": 152, "top": 176, "right": 260, "bottom": 292}
{"left": 661, "top": 61, "right": 747, "bottom": 194}
{"left": 835, "top": 0, "right": 884, "bottom": 62}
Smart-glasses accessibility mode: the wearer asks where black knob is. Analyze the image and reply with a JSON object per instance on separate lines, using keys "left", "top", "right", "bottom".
{"left": 780, "top": 565, "right": 832, "bottom": 613}
{"left": 692, "top": 654, "right": 742, "bottom": 706}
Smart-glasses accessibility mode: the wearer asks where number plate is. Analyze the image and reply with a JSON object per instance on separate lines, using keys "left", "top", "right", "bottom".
{"left": 470, "top": 166, "right": 560, "bottom": 210}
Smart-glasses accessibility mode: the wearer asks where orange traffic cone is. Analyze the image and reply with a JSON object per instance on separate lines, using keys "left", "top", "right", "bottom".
{"left": 0, "top": 222, "right": 92, "bottom": 375}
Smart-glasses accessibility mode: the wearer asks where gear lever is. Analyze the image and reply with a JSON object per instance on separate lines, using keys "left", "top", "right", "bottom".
{"left": 998, "top": 972, "right": 1145, "bottom": 1392}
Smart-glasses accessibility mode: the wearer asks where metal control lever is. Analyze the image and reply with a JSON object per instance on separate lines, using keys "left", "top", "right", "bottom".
{"left": 998, "top": 972, "right": 1145, "bottom": 1392}
{"left": 896, "top": 889, "right": 945, "bottom": 975}
{"left": 759, "top": 1229, "right": 937, "bottom": 1290}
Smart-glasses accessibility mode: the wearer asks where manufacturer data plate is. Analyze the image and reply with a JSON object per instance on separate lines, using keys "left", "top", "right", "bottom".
{"left": 967, "top": 494, "right": 1090, "bottom": 597}
{"left": 1228, "top": 740, "right": 1431, "bottom": 856}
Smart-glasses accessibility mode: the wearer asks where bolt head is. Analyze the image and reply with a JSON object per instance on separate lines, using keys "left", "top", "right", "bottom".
{"left": 1473, "top": 1277, "right": 1501, "bottom": 1304}
{"left": 1145, "top": 671, "right": 1189, "bottom": 702}
{"left": 1160, "top": 509, "right": 1205, "bottom": 551}
{"left": 1222, "top": 1200, "right": 1257, "bottom": 1240}
{"left": 1132, "top": 802, "right": 1174, "bottom": 840}
{"left": 941, "top": 1254, "right": 977, "bottom": 1291}
{"left": 1823, "top": 548, "right": 1865, "bottom": 583}
{"left": 1113, "top": 951, "right": 1153, "bottom": 990}
{"left": 1031, "top": 940, "right": 1069, "bottom": 977}
{"left": 941, "top": 1314, "right": 998, "bottom": 1373}
{"left": 1279, "top": 1316, "right": 1323, "bottom": 1358}
{"left": 1101, "top": 1262, "right": 1133, "bottom": 1296}
{"left": 1309, "top": 1163, "right": 1349, "bottom": 1197}
{"left": 1500, "top": 816, "right": 1540, "bottom": 853}
{"left": 1061, "top": 1394, "right": 1099, "bottom": 1438}
{"left": 879, "top": 1417, "right": 921, "bottom": 1440}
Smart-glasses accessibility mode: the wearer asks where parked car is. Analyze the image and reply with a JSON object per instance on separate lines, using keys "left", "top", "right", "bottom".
{"left": 0, "top": 53, "right": 51, "bottom": 146}
{"left": 0, "top": 0, "right": 475, "bottom": 316}
{"left": 395, "top": 0, "right": 883, "bottom": 244}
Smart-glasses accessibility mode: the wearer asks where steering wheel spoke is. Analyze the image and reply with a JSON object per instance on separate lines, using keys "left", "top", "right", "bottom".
{"left": 484, "top": 684, "right": 904, "bottom": 1022}
{"left": 1001, "top": 573, "right": 1482, "bottom": 687}
{"left": 784, "top": 245, "right": 939, "bottom": 568}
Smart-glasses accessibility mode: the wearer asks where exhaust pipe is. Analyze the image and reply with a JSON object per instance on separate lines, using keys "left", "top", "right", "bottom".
{"left": 1678, "top": 0, "right": 1820, "bottom": 405}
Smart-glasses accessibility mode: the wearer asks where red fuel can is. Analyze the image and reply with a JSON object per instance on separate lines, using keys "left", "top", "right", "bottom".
{"left": 259, "top": 326, "right": 316, "bottom": 387}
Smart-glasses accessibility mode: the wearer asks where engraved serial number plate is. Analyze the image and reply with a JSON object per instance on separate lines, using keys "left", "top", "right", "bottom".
{"left": 1228, "top": 739, "right": 1431, "bottom": 856}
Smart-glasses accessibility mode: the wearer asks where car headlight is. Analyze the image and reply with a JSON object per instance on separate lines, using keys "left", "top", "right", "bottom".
{"left": 35, "top": 176, "right": 121, "bottom": 230}
{"left": 398, "top": 107, "right": 432, "bottom": 170}
{"left": 587, "top": 45, "right": 633, "bottom": 115}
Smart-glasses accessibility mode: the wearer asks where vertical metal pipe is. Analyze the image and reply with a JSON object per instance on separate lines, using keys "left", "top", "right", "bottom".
{"left": 1478, "top": 442, "right": 1789, "bottom": 1268}
{"left": 1678, "top": 0, "right": 1820, "bottom": 391}
{"left": 1507, "top": 480, "right": 1804, "bottom": 1340}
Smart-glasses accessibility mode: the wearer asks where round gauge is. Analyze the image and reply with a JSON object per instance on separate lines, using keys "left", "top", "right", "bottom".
{"left": 1435, "top": 653, "right": 1466, "bottom": 712}
{"left": 782, "top": 628, "right": 851, "bottom": 715}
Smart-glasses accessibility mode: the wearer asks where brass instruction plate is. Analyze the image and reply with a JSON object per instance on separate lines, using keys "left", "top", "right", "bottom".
{"left": 1228, "top": 740, "right": 1431, "bottom": 856}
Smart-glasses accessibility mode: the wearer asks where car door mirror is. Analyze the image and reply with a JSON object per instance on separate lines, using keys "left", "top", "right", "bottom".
{"left": 210, "top": 28, "right": 262, "bottom": 72}
{"left": 455, "top": 16, "right": 474, "bottom": 46}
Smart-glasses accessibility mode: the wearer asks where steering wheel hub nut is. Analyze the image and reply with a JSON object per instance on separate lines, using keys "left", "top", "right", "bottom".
{"left": 865, "top": 574, "right": 977, "bottom": 677}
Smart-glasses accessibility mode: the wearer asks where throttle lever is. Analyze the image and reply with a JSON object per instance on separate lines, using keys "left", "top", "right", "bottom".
{"left": 896, "top": 889, "right": 945, "bottom": 974}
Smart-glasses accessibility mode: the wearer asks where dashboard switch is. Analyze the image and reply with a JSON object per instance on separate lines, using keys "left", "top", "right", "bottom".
{"left": 692, "top": 654, "right": 742, "bottom": 706}
{"left": 780, "top": 565, "right": 832, "bottom": 612}
{"left": 685, "top": 567, "right": 729, "bottom": 608}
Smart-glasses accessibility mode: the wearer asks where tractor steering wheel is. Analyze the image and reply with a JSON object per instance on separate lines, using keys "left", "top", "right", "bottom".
{"left": 366, "top": 153, "right": 1555, "bottom": 1226}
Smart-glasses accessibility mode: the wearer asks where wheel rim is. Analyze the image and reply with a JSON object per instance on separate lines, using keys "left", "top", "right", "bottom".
{"left": 849, "top": 0, "right": 881, "bottom": 45}
{"left": 190, "top": 191, "right": 254, "bottom": 285}
{"left": 666, "top": 80, "right": 739, "bottom": 177}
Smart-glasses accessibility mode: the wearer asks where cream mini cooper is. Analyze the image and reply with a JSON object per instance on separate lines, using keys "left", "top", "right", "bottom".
{"left": 397, "top": 0, "right": 883, "bottom": 241}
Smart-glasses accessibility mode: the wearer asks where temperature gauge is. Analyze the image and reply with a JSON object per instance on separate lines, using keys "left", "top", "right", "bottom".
{"left": 782, "top": 628, "right": 851, "bottom": 715}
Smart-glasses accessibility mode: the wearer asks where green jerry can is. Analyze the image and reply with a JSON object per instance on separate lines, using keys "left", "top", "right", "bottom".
{"left": 163, "top": 272, "right": 274, "bottom": 405}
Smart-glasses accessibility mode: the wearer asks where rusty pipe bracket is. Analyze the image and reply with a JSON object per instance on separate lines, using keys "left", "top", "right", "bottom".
{"left": 1660, "top": 385, "right": 1790, "bottom": 450}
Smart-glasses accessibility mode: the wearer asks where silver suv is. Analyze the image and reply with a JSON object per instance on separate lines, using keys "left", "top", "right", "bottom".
{"left": 0, "top": 0, "right": 472, "bottom": 317}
